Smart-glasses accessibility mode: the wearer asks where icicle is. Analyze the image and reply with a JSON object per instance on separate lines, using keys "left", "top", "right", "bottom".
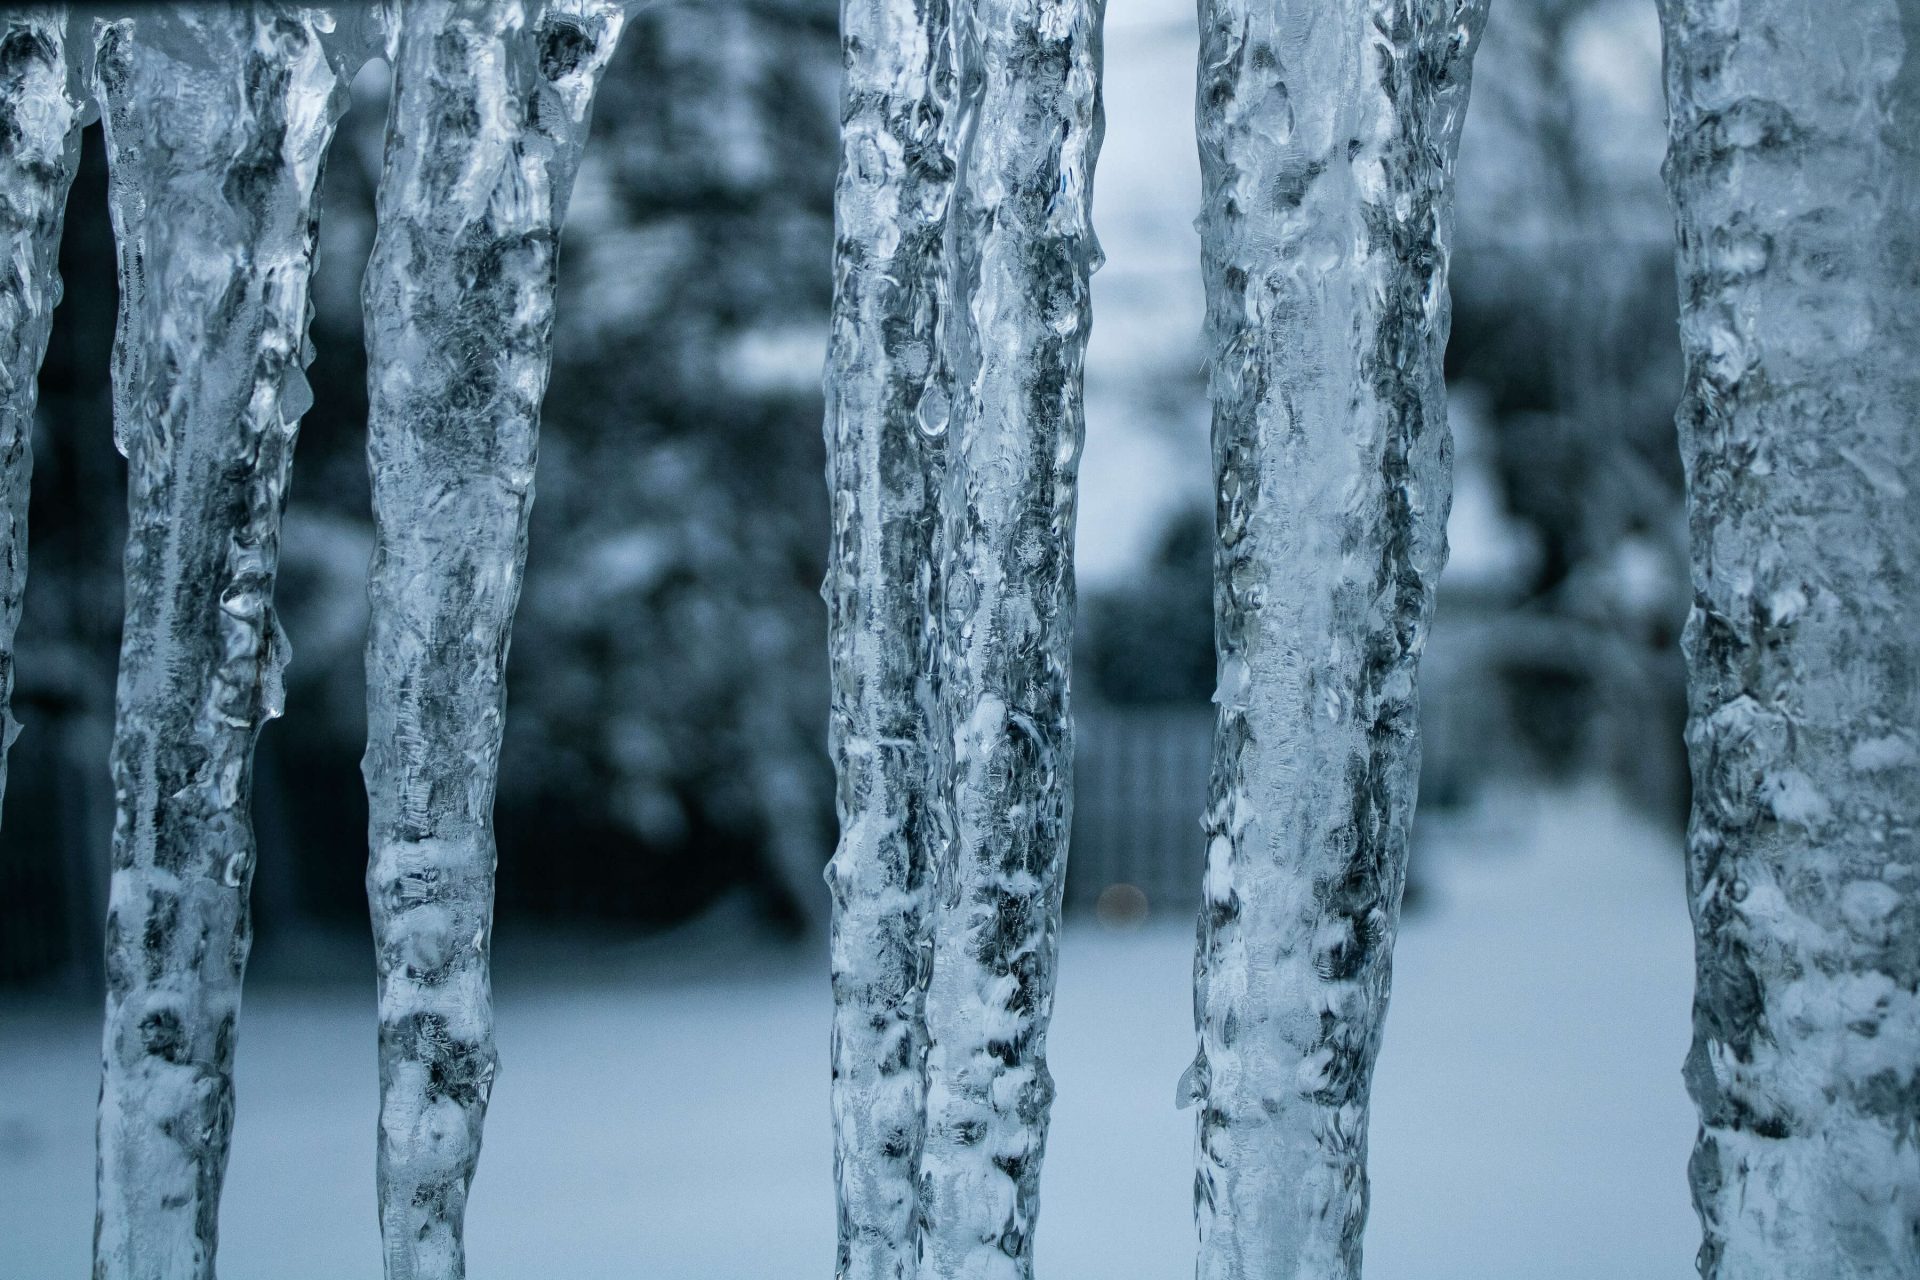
{"left": 1186, "top": 3, "right": 1487, "bottom": 1276}
{"left": 1658, "top": 2, "right": 1920, "bottom": 1275}
{"left": 0, "top": 7, "right": 83, "bottom": 819}
{"left": 914, "top": 0, "right": 1102, "bottom": 1271}
{"left": 361, "top": 2, "right": 622, "bottom": 1275}
{"left": 90, "top": 8, "right": 354, "bottom": 1277}
{"left": 821, "top": 0, "right": 956, "bottom": 1270}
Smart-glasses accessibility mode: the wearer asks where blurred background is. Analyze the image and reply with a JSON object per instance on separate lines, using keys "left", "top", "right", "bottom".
{"left": 2, "top": 1, "right": 1704, "bottom": 1276}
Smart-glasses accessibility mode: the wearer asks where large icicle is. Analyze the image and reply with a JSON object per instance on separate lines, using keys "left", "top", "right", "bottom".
{"left": 0, "top": 6, "right": 82, "bottom": 818}
{"left": 915, "top": 0, "right": 1102, "bottom": 1271}
{"left": 361, "top": 2, "right": 622, "bottom": 1275}
{"left": 90, "top": 8, "right": 352, "bottom": 1277}
{"left": 821, "top": 0, "right": 956, "bottom": 1269}
{"left": 1186, "top": 3, "right": 1487, "bottom": 1276}
{"left": 1659, "top": 2, "right": 1920, "bottom": 1275}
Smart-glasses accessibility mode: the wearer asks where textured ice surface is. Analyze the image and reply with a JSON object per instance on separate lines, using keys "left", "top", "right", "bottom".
{"left": 1659, "top": 1, "right": 1920, "bottom": 1275}
{"left": 361, "top": 2, "right": 622, "bottom": 1276}
{"left": 820, "top": 0, "right": 956, "bottom": 1271}
{"left": 89, "top": 7, "right": 353, "bottom": 1277}
{"left": 1186, "top": 2, "right": 1486, "bottom": 1276}
{"left": 915, "top": 0, "right": 1103, "bottom": 1273}
{"left": 0, "top": 7, "right": 82, "bottom": 820}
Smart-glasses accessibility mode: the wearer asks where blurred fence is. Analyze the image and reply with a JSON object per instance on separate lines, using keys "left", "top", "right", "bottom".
{"left": 0, "top": 704, "right": 1221, "bottom": 982}
{"left": 1, "top": 597, "right": 1683, "bottom": 984}
{"left": 1066, "top": 704, "right": 1212, "bottom": 919}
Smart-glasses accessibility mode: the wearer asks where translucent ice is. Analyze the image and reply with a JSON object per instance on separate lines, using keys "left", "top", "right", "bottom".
{"left": 820, "top": 0, "right": 957, "bottom": 1270}
{"left": 1186, "top": 2, "right": 1487, "bottom": 1276}
{"left": 89, "top": 7, "right": 355, "bottom": 1276}
{"left": 360, "top": 2, "right": 623, "bottom": 1275}
{"left": 0, "top": 7, "right": 82, "bottom": 820}
{"left": 1660, "top": 1, "right": 1920, "bottom": 1274}
{"left": 914, "top": 0, "right": 1103, "bottom": 1271}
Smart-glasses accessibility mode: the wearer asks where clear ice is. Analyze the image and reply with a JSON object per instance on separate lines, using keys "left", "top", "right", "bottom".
{"left": 89, "top": 7, "right": 354, "bottom": 1276}
{"left": 1659, "top": 1, "right": 1920, "bottom": 1274}
{"left": 1186, "top": 2, "right": 1486, "bottom": 1276}
{"left": 360, "top": 2, "right": 623, "bottom": 1275}
{"left": 820, "top": 0, "right": 956, "bottom": 1270}
{"left": 914, "top": 0, "right": 1102, "bottom": 1271}
{"left": 0, "top": 6, "right": 82, "bottom": 820}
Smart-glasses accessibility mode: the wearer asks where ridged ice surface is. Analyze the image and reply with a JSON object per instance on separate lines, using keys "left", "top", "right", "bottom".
{"left": 1185, "top": 3, "right": 1485, "bottom": 1276}
{"left": 361, "top": 2, "right": 622, "bottom": 1275}
{"left": 90, "top": 8, "right": 351, "bottom": 1277}
{"left": 0, "top": 6, "right": 81, "bottom": 819}
{"left": 820, "top": 0, "right": 955, "bottom": 1270}
{"left": 915, "top": 0, "right": 1102, "bottom": 1272}
{"left": 1659, "top": 2, "right": 1920, "bottom": 1275}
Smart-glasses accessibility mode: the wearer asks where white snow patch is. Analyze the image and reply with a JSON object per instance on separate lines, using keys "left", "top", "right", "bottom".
{"left": 2, "top": 785, "right": 1697, "bottom": 1279}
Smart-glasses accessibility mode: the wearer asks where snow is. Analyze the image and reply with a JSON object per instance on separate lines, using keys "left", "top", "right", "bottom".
{"left": 1, "top": 785, "right": 1697, "bottom": 1278}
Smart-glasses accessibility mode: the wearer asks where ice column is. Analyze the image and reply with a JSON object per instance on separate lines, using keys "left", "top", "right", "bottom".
{"left": 914, "top": 0, "right": 1102, "bottom": 1272}
{"left": 1659, "top": 2, "right": 1920, "bottom": 1275}
{"left": 361, "top": 2, "right": 622, "bottom": 1275}
{"left": 0, "top": 7, "right": 82, "bottom": 817}
{"left": 1186, "top": 3, "right": 1487, "bottom": 1276}
{"left": 90, "top": 8, "right": 352, "bottom": 1277}
{"left": 821, "top": 0, "right": 956, "bottom": 1270}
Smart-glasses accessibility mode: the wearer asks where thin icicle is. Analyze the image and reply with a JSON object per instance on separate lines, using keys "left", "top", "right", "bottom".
{"left": 90, "top": 8, "right": 353, "bottom": 1277}
{"left": 821, "top": 0, "right": 956, "bottom": 1268}
{"left": 361, "top": 2, "right": 622, "bottom": 1275}
{"left": 1659, "top": 2, "right": 1920, "bottom": 1275}
{"left": 915, "top": 0, "right": 1102, "bottom": 1271}
{"left": 1186, "top": 3, "right": 1487, "bottom": 1276}
{"left": 0, "top": 6, "right": 82, "bottom": 818}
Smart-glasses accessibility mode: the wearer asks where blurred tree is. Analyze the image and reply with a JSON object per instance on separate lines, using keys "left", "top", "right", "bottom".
{"left": 500, "top": 0, "right": 840, "bottom": 934}
{"left": 1078, "top": 0, "right": 1691, "bottom": 826}
{"left": 1450, "top": 0, "right": 1685, "bottom": 600}
{"left": 1440, "top": 0, "right": 1691, "bottom": 818}
{"left": 1080, "top": 509, "right": 1213, "bottom": 707}
{"left": 3, "top": 0, "right": 844, "bottom": 984}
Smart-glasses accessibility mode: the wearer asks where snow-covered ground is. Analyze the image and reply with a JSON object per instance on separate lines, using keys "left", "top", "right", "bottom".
{"left": 3, "top": 785, "right": 1699, "bottom": 1278}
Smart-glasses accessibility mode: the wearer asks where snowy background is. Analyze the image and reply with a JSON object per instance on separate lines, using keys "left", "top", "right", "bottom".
{"left": 2, "top": 0, "right": 1702, "bottom": 1274}
{"left": 4, "top": 789, "right": 1698, "bottom": 1278}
